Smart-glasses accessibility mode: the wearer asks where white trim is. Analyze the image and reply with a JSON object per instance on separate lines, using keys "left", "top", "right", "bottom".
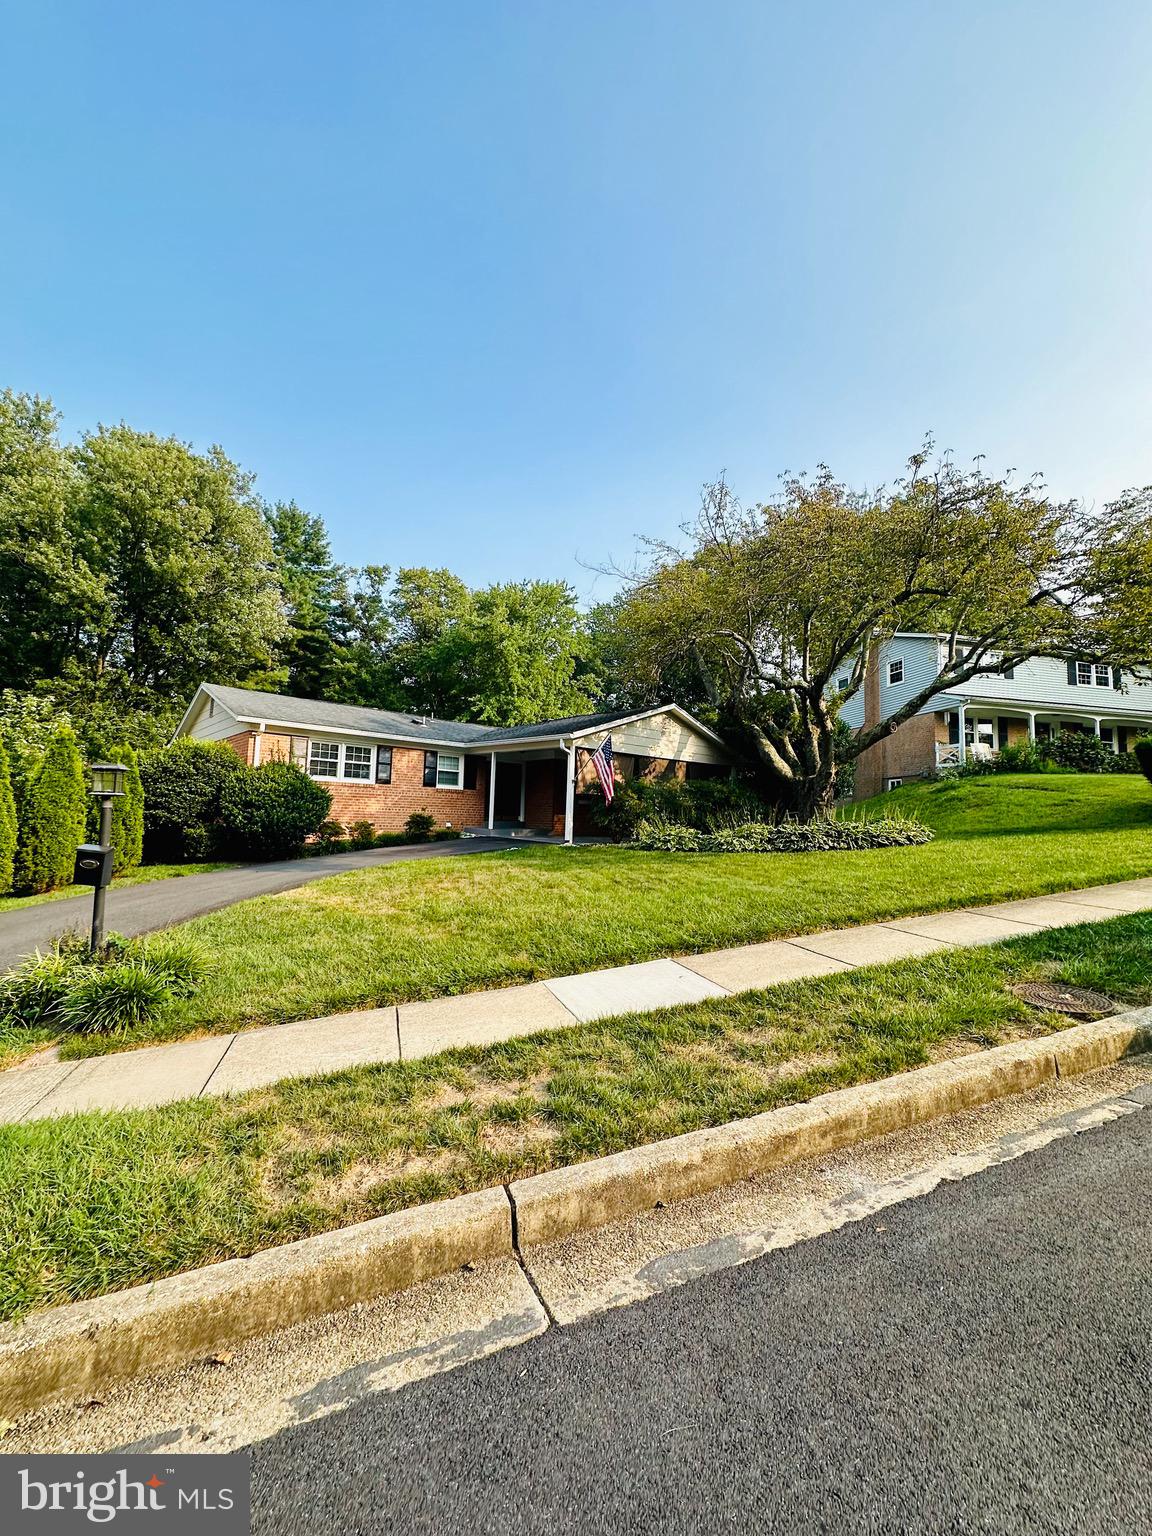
{"left": 563, "top": 740, "right": 576, "bottom": 845}
{"left": 487, "top": 751, "right": 496, "bottom": 830}
{"left": 482, "top": 704, "right": 729, "bottom": 754}
{"left": 233, "top": 714, "right": 477, "bottom": 752}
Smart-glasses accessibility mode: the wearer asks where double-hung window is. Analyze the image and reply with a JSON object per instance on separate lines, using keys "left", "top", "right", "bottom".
{"left": 308, "top": 741, "right": 340, "bottom": 778}
{"left": 436, "top": 753, "right": 462, "bottom": 788}
{"left": 308, "top": 740, "right": 378, "bottom": 781}
{"left": 887, "top": 658, "right": 904, "bottom": 686}
{"left": 342, "top": 744, "right": 372, "bottom": 781}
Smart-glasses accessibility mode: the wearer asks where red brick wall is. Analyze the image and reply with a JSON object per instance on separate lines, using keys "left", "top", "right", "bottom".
{"left": 319, "top": 745, "right": 488, "bottom": 834}
{"left": 225, "top": 730, "right": 256, "bottom": 765}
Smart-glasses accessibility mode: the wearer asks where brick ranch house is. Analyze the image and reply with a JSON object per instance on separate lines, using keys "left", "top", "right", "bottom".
{"left": 840, "top": 634, "right": 1152, "bottom": 798}
{"left": 176, "top": 684, "right": 731, "bottom": 842}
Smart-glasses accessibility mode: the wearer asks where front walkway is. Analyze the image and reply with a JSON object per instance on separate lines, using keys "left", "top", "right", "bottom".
{"left": 2, "top": 877, "right": 1151, "bottom": 1125}
{"left": 0, "top": 838, "right": 512, "bottom": 972}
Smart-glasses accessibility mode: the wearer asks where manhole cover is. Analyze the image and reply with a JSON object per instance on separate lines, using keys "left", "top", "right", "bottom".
{"left": 1011, "top": 980, "right": 1117, "bottom": 1020}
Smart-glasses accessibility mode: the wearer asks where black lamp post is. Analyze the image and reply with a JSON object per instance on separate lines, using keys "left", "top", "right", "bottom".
{"left": 74, "top": 762, "right": 127, "bottom": 951}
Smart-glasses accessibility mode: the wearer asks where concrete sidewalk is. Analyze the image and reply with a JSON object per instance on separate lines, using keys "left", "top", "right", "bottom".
{"left": 2, "top": 877, "right": 1150, "bottom": 1125}
{"left": 0, "top": 838, "right": 512, "bottom": 972}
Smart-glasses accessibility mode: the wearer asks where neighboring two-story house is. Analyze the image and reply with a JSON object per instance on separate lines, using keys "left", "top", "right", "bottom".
{"left": 839, "top": 636, "right": 1152, "bottom": 798}
{"left": 176, "top": 684, "right": 730, "bottom": 842}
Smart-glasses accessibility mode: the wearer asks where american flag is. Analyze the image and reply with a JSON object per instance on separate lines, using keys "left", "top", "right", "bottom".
{"left": 589, "top": 735, "right": 615, "bottom": 802}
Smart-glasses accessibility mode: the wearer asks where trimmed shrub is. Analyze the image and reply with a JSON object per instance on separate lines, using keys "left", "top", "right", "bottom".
{"left": 374, "top": 831, "right": 409, "bottom": 847}
{"left": 218, "top": 759, "right": 332, "bottom": 860}
{"left": 313, "top": 820, "right": 350, "bottom": 854}
{"left": 593, "top": 776, "right": 767, "bottom": 842}
{"left": 0, "top": 740, "right": 16, "bottom": 895}
{"left": 140, "top": 739, "right": 245, "bottom": 861}
{"left": 629, "top": 813, "right": 934, "bottom": 854}
{"left": 1041, "top": 730, "right": 1118, "bottom": 774}
{"left": 347, "top": 819, "right": 377, "bottom": 851}
{"left": 108, "top": 743, "right": 144, "bottom": 872}
{"left": 0, "top": 931, "right": 205, "bottom": 1036}
{"left": 1136, "top": 737, "right": 1152, "bottom": 786}
{"left": 404, "top": 811, "right": 436, "bottom": 842}
{"left": 432, "top": 826, "right": 461, "bottom": 841}
{"left": 12, "top": 725, "right": 88, "bottom": 893}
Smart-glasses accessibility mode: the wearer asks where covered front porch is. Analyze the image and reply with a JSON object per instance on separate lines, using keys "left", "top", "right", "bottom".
{"left": 934, "top": 701, "right": 1152, "bottom": 769}
{"left": 462, "top": 746, "right": 593, "bottom": 844}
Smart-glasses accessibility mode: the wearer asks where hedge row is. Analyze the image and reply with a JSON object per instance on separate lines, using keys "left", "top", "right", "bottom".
{"left": 629, "top": 815, "right": 934, "bottom": 854}
{"left": 0, "top": 726, "right": 144, "bottom": 896}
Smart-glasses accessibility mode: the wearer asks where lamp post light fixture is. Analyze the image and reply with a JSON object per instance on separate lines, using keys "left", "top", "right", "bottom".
{"left": 75, "top": 762, "right": 128, "bottom": 951}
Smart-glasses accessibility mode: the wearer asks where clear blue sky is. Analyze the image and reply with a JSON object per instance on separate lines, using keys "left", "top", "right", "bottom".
{"left": 3, "top": 2, "right": 1150, "bottom": 602}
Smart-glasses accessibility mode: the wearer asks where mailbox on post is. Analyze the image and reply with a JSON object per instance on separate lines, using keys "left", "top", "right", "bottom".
{"left": 73, "top": 843, "right": 114, "bottom": 888}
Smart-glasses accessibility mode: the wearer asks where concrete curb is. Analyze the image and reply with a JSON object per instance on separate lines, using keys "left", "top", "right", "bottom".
{"left": 0, "top": 1187, "right": 511, "bottom": 1421}
{"left": 4, "top": 1008, "right": 1150, "bottom": 1420}
{"left": 508, "top": 1009, "right": 1152, "bottom": 1246}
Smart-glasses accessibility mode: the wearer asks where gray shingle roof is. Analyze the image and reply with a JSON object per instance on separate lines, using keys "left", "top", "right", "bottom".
{"left": 472, "top": 711, "right": 636, "bottom": 744}
{"left": 201, "top": 687, "right": 675, "bottom": 749}
{"left": 202, "top": 685, "right": 492, "bottom": 745}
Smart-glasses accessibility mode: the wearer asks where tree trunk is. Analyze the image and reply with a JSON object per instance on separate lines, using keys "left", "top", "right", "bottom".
{"left": 779, "top": 763, "right": 837, "bottom": 822}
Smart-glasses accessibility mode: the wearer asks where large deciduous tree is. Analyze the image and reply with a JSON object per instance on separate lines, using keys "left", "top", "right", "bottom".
{"left": 382, "top": 570, "right": 593, "bottom": 725}
{"left": 613, "top": 447, "right": 1151, "bottom": 819}
{"left": 73, "top": 424, "right": 285, "bottom": 697}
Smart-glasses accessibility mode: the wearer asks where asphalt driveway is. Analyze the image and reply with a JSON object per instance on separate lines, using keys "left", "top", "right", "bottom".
{"left": 0, "top": 839, "right": 511, "bottom": 971}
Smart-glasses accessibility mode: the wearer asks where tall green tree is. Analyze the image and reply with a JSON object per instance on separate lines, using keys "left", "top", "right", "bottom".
{"left": 0, "top": 741, "right": 17, "bottom": 895}
{"left": 13, "top": 725, "right": 88, "bottom": 894}
{"left": 0, "top": 391, "right": 98, "bottom": 689}
{"left": 464, "top": 581, "right": 594, "bottom": 724}
{"left": 71, "top": 425, "right": 286, "bottom": 698}
{"left": 260, "top": 500, "right": 353, "bottom": 698}
{"left": 614, "top": 449, "right": 1151, "bottom": 819}
{"left": 379, "top": 570, "right": 593, "bottom": 724}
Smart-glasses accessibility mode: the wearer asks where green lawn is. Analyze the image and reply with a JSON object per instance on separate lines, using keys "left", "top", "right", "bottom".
{"left": 1, "top": 911, "right": 1148, "bottom": 1322}
{"left": 0, "top": 862, "right": 238, "bottom": 915}
{"left": 57, "top": 773, "right": 1152, "bottom": 1056}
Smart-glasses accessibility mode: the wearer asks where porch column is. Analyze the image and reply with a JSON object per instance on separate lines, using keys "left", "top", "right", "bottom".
{"left": 563, "top": 741, "right": 576, "bottom": 845}
{"left": 487, "top": 751, "right": 496, "bottom": 830}
{"left": 956, "top": 703, "right": 966, "bottom": 764}
{"left": 1093, "top": 716, "right": 1102, "bottom": 738}
{"left": 1026, "top": 711, "right": 1035, "bottom": 742}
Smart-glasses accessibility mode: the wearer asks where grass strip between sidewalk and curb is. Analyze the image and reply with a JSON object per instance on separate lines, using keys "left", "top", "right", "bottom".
{"left": 2, "top": 993, "right": 1150, "bottom": 1422}
{"left": 0, "top": 912, "right": 1149, "bottom": 1333}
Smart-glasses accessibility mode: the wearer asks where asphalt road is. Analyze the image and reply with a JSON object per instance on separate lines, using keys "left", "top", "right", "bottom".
{"left": 0, "top": 839, "right": 511, "bottom": 969}
{"left": 253, "top": 1105, "right": 1152, "bottom": 1535}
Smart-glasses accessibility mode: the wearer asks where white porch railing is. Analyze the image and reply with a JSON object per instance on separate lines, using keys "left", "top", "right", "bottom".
{"left": 935, "top": 744, "right": 961, "bottom": 768}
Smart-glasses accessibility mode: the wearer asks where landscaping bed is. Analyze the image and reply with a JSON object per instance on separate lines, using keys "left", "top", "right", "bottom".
{"left": 0, "top": 911, "right": 1148, "bottom": 1322}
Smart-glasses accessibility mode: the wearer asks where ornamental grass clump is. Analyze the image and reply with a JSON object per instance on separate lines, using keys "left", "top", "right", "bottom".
{"left": 0, "top": 932, "right": 206, "bottom": 1036}
{"left": 629, "top": 812, "right": 934, "bottom": 854}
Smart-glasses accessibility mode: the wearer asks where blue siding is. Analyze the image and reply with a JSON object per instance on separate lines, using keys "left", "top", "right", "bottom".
{"left": 835, "top": 636, "right": 1152, "bottom": 732}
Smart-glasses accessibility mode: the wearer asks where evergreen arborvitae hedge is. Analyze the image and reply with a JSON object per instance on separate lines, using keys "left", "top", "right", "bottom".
{"left": 13, "top": 725, "right": 88, "bottom": 894}
{"left": 0, "top": 740, "right": 17, "bottom": 895}
{"left": 109, "top": 743, "right": 144, "bottom": 872}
